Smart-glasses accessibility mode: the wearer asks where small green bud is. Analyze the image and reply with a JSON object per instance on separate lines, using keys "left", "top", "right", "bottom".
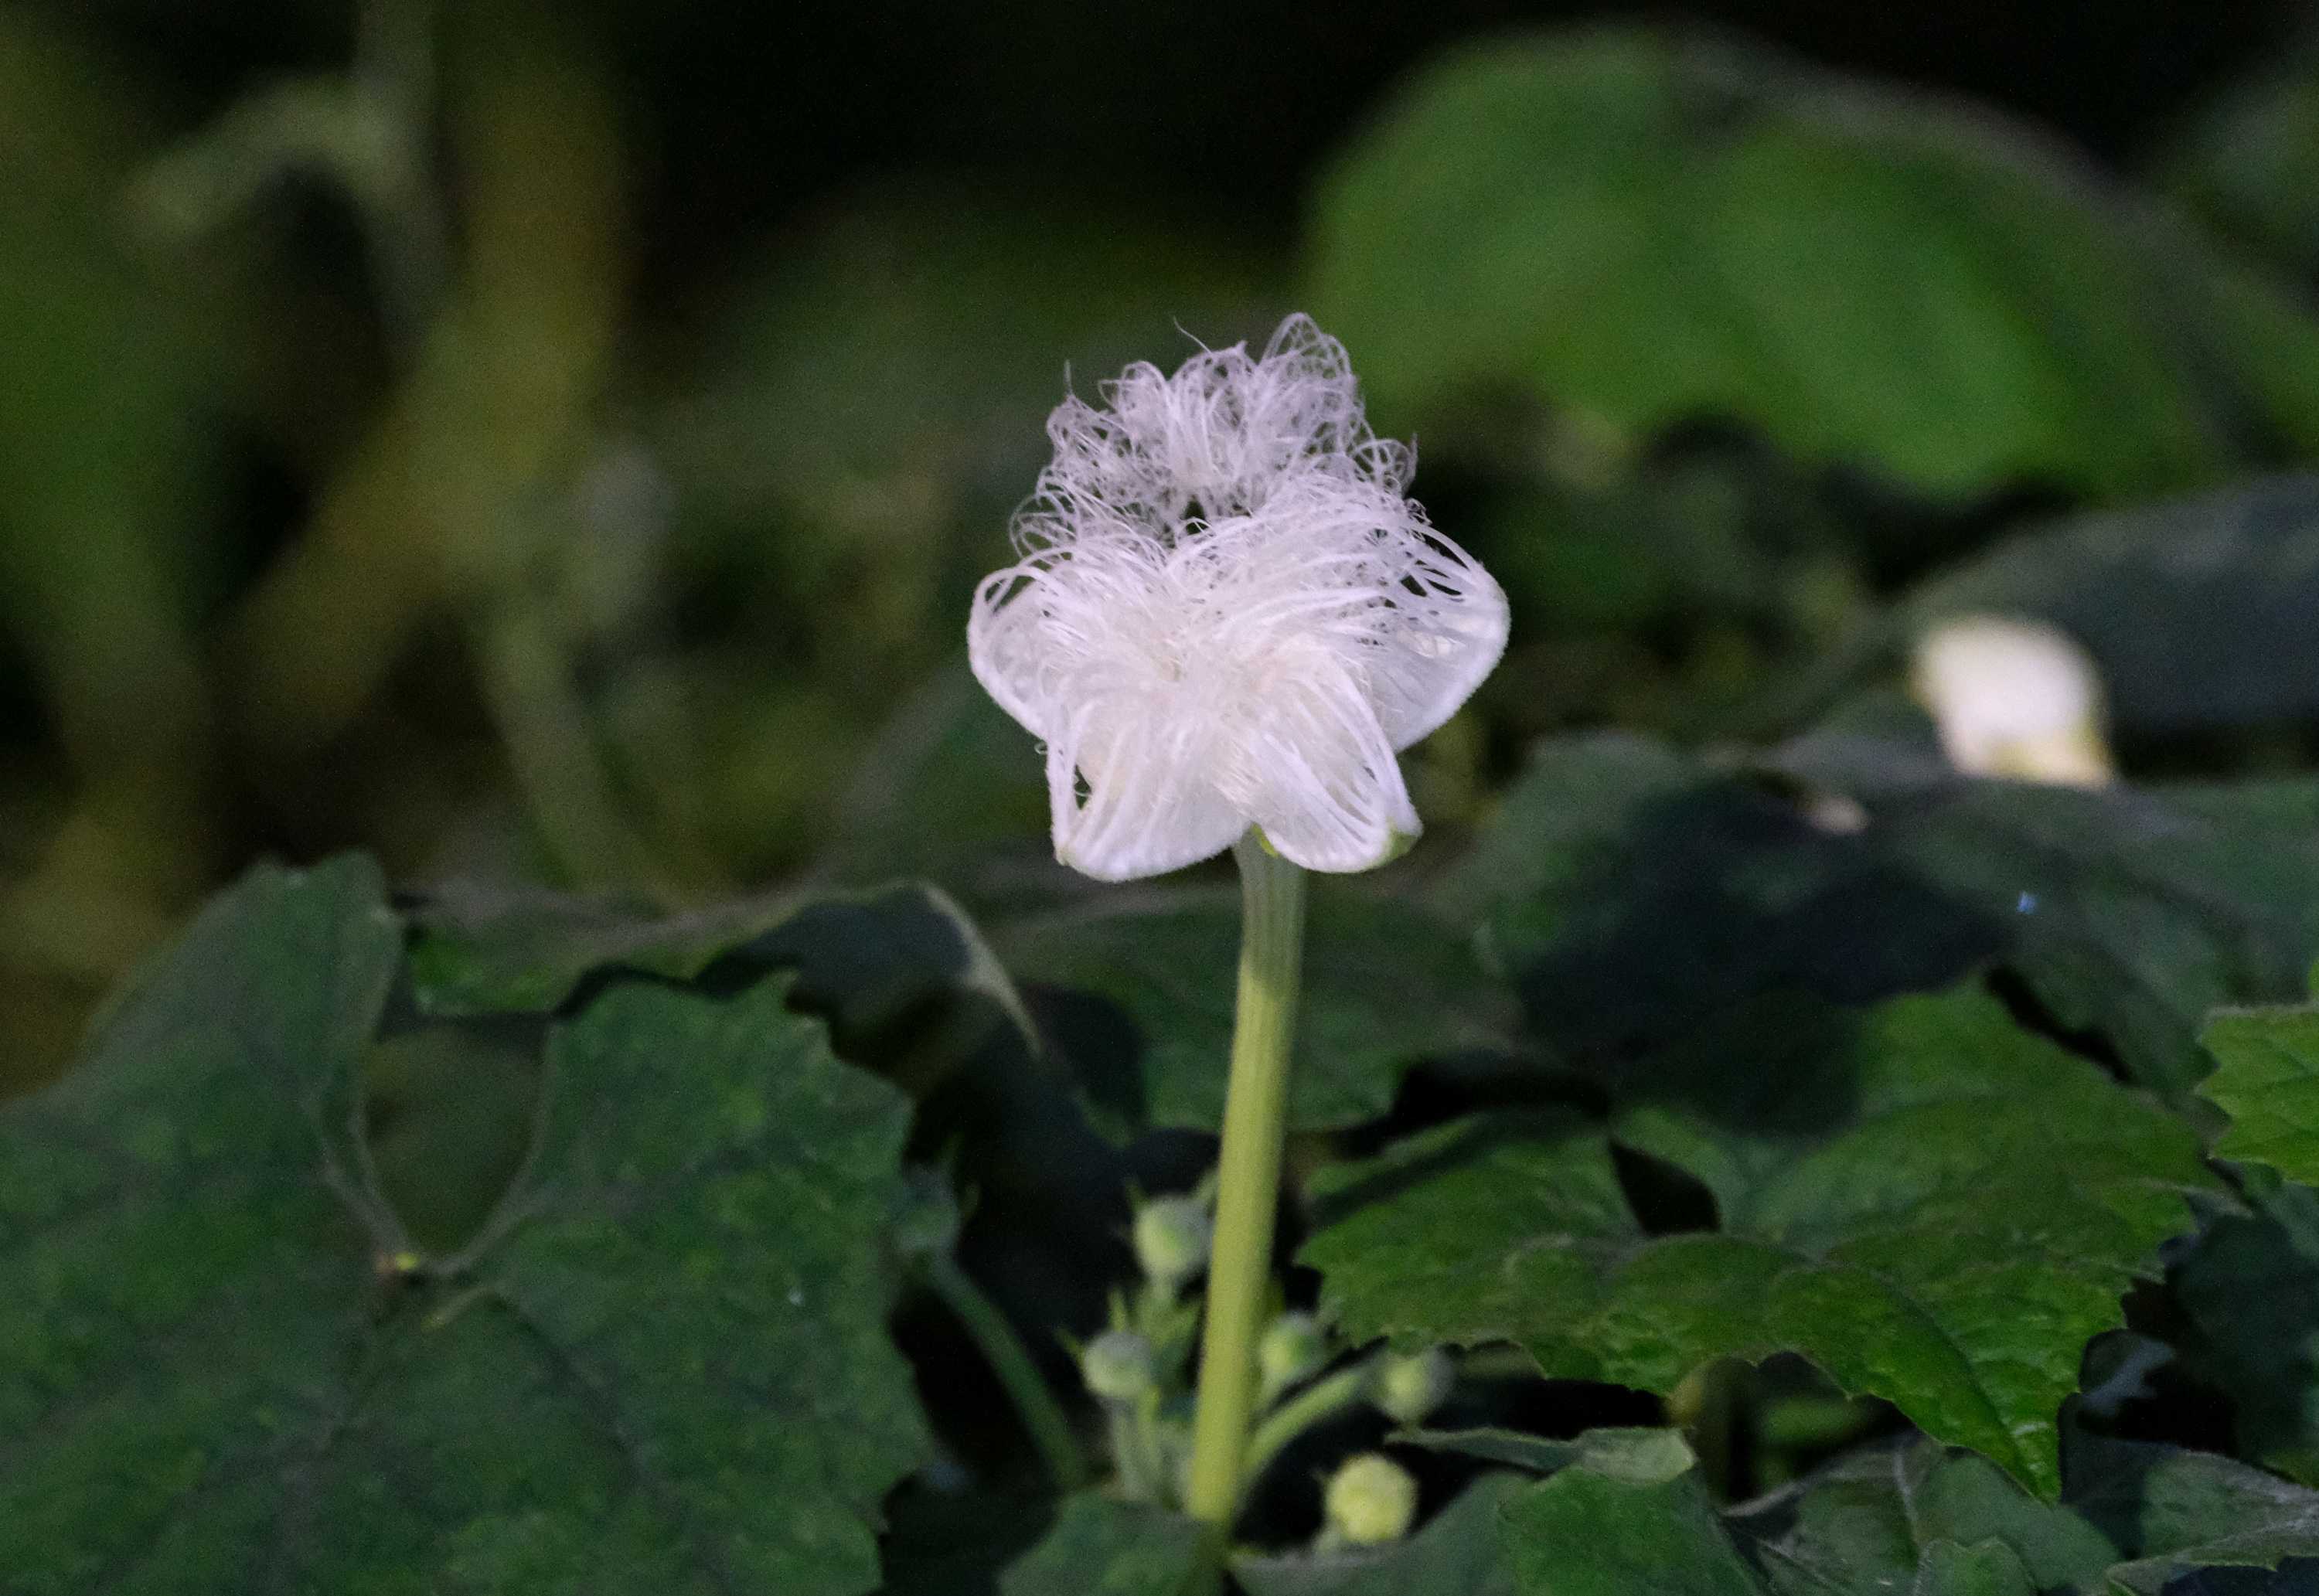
{"left": 1258, "top": 1311, "right": 1330, "bottom": 1398}
{"left": 1132, "top": 1195, "right": 1213, "bottom": 1288}
{"left": 1080, "top": 1329, "right": 1156, "bottom": 1404}
{"left": 1371, "top": 1347, "right": 1454, "bottom": 1427}
{"left": 1323, "top": 1453, "right": 1418, "bottom": 1546}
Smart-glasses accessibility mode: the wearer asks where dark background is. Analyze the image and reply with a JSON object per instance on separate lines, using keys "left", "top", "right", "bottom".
{"left": 7, "top": 0, "right": 2319, "bottom": 1092}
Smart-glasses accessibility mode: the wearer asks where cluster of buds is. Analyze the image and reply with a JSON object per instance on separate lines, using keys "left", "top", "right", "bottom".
{"left": 1071, "top": 1184, "right": 1217, "bottom": 1503}
{"left": 1074, "top": 1177, "right": 1456, "bottom": 1549}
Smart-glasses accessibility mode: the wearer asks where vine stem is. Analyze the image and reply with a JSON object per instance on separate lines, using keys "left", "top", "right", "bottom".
{"left": 1240, "top": 1360, "right": 1372, "bottom": 1489}
{"left": 921, "top": 1251, "right": 1088, "bottom": 1494}
{"left": 1183, "top": 834, "right": 1308, "bottom": 1528}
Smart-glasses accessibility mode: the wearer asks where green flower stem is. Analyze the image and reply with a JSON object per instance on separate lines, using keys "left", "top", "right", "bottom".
{"left": 1184, "top": 835, "right": 1309, "bottom": 1527}
{"left": 1241, "top": 1361, "right": 1373, "bottom": 1491}
{"left": 921, "top": 1251, "right": 1088, "bottom": 1494}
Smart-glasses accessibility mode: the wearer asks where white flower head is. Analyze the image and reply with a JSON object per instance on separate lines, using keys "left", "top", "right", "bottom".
{"left": 1911, "top": 614, "right": 2113, "bottom": 788}
{"left": 969, "top": 315, "right": 1509, "bottom": 881}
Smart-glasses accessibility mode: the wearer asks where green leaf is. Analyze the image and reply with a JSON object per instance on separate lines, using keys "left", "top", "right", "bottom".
{"left": 1448, "top": 732, "right": 1998, "bottom": 1063}
{"left": 2070, "top": 1435, "right": 2319, "bottom": 1593}
{"left": 1503, "top": 1458, "right": 1766, "bottom": 1596}
{"left": 995, "top": 1495, "right": 1207, "bottom": 1596}
{"left": 2201, "top": 1004, "right": 2319, "bottom": 1183}
{"left": 1398, "top": 1426, "right": 1696, "bottom": 1485}
{"left": 1232, "top": 1472, "right": 1526, "bottom": 1596}
{"left": 1308, "top": 27, "right": 2316, "bottom": 498}
{"left": 1459, "top": 732, "right": 2319, "bottom": 1097}
{"left": 404, "top": 880, "right": 811, "bottom": 1016}
{"left": 2154, "top": 48, "right": 2319, "bottom": 282}
{"left": 1871, "top": 779, "right": 2319, "bottom": 1097}
{"left": 1727, "top": 1442, "right": 2115, "bottom": 1594}
{"left": 2, "top": 857, "right": 931, "bottom": 1594}
{"left": 1303, "top": 986, "right": 2219, "bottom": 1498}
{"left": 1893, "top": 475, "right": 2319, "bottom": 738}
{"left": 2170, "top": 1173, "right": 2319, "bottom": 1481}
{"left": 996, "top": 886, "right": 1514, "bottom": 1138}
{"left": 407, "top": 876, "right": 1030, "bottom": 1071}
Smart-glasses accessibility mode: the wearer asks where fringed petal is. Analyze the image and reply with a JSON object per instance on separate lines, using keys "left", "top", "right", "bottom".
{"left": 1047, "top": 698, "right": 1247, "bottom": 881}
{"left": 1230, "top": 648, "right": 1418, "bottom": 873}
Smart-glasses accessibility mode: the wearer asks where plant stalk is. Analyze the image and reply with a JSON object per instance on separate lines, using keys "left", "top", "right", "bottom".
{"left": 922, "top": 1251, "right": 1088, "bottom": 1494}
{"left": 1183, "top": 834, "right": 1308, "bottom": 1527}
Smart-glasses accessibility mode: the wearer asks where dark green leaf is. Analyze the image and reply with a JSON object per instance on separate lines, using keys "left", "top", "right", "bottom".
{"left": 1303, "top": 987, "right": 2219, "bottom": 1498}
{"left": 2071, "top": 1436, "right": 2319, "bottom": 1593}
{"left": 2155, "top": 49, "right": 2319, "bottom": 282}
{"left": 1, "top": 857, "right": 931, "bottom": 1594}
{"left": 1309, "top": 28, "right": 2314, "bottom": 498}
{"left": 1232, "top": 1472, "right": 1525, "bottom": 1596}
{"left": 1728, "top": 1442, "right": 2115, "bottom": 1594}
{"left": 2171, "top": 1173, "right": 2319, "bottom": 1481}
{"left": 2202, "top": 1005, "right": 2319, "bottom": 1183}
{"left": 1503, "top": 1458, "right": 1765, "bottom": 1596}
{"left": 404, "top": 880, "right": 810, "bottom": 1016}
{"left": 1448, "top": 732, "right": 1996, "bottom": 1063}
{"left": 995, "top": 1495, "right": 1207, "bottom": 1596}
{"left": 1398, "top": 1426, "right": 1695, "bottom": 1484}
{"left": 997, "top": 886, "right": 1514, "bottom": 1138}
{"left": 1896, "top": 475, "right": 2319, "bottom": 737}
{"left": 1459, "top": 731, "right": 2319, "bottom": 1096}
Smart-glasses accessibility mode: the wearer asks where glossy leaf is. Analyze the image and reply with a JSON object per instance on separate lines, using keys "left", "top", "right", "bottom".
{"left": 1303, "top": 987, "right": 2219, "bottom": 1498}
{"left": 2202, "top": 1004, "right": 2319, "bottom": 1184}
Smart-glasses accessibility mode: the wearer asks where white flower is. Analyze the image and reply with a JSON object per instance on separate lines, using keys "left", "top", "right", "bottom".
{"left": 969, "top": 316, "right": 1508, "bottom": 881}
{"left": 1911, "top": 614, "right": 2113, "bottom": 787}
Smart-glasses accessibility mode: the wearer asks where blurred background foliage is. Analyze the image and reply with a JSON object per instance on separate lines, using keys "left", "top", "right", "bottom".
{"left": 12, "top": 0, "right": 2319, "bottom": 1093}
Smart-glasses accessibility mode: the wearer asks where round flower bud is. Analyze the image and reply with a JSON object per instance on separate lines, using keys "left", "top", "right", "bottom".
{"left": 1371, "top": 1347, "right": 1454, "bottom": 1427}
{"left": 1323, "top": 1453, "right": 1418, "bottom": 1546}
{"left": 1132, "top": 1195, "right": 1213, "bottom": 1288}
{"left": 1079, "top": 1329, "right": 1156, "bottom": 1404}
{"left": 1258, "top": 1311, "right": 1330, "bottom": 1397}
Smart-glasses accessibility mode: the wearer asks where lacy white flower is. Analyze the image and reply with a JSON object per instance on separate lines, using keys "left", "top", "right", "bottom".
{"left": 969, "top": 315, "right": 1509, "bottom": 880}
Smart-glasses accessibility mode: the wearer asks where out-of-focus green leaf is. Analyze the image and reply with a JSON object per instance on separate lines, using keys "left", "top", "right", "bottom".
{"left": 817, "top": 662, "right": 1056, "bottom": 903}
{"left": 1302, "top": 986, "right": 2219, "bottom": 1498}
{"left": 2071, "top": 1434, "right": 2319, "bottom": 1592}
{"left": 1454, "top": 732, "right": 2319, "bottom": 1097}
{"left": 1896, "top": 474, "right": 2319, "bottom": 737}
{"left": 995, "top": 1495, "right": 1207, "bottom": 1596}
{"left": 2171, "top": 1172, "right": 2319, "bottom": 1483}
{"left": 996, "top": 884, "right": 1515, "bottom": 1138}
{"left": 1854, "top": 775, "right": 2319, "bottom": 1098}
{"left": 2201, "top": 1004, "right": 2319, "bottom": 1183}
{"left": 1438, "top": 732, "right": 1994, "bottom": 1061}
{"left": 2155, "top": 49, "right": 2319, "bottom": 282}
{"left": 0, "top": 856, "right": 931, "bottom": 1594}
{"left": 1233, "top": 1472, "right": 1526, "bottom": 1596}
{"left": 1310, "top": 27, "right": 2319, "bottom": 499}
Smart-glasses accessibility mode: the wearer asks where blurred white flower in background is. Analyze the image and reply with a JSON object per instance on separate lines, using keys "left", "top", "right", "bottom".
{"left": 1912, "top": 614, "right": 2113, "bottom": 787}
{"left": 968, "top": 315, "right": 1508, "bottom": 880}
